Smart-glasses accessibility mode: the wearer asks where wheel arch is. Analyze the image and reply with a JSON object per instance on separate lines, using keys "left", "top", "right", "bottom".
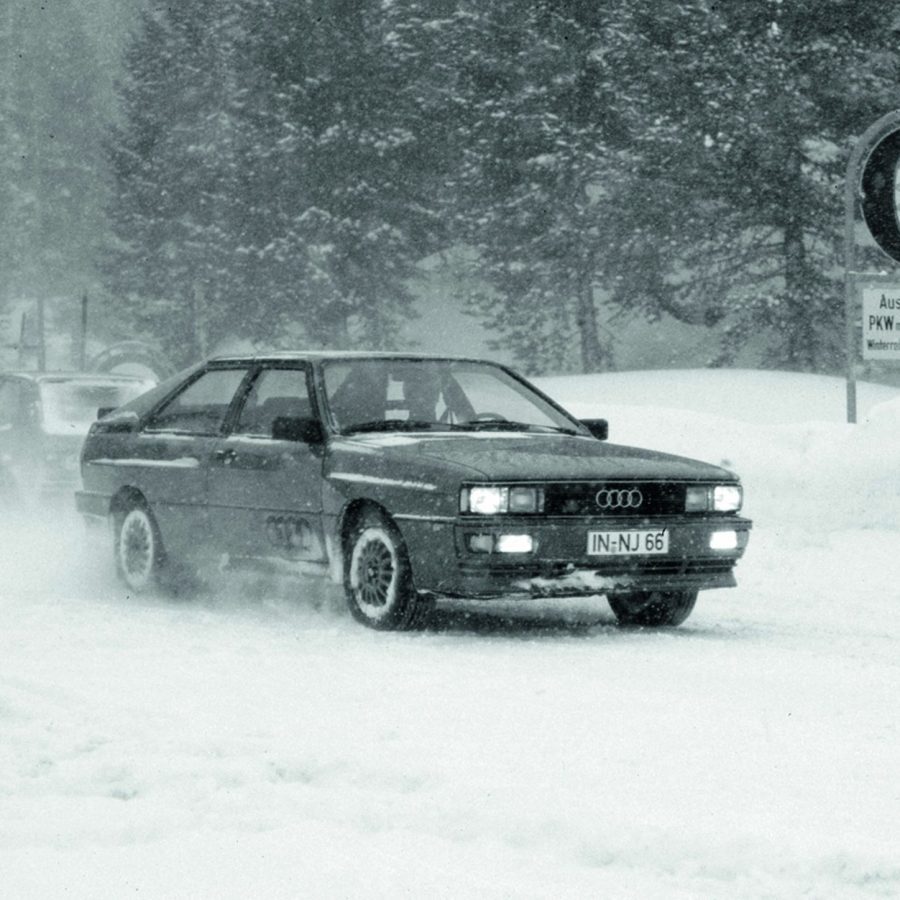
{"left": 332, "top": 498, "right": 409, "bottom": 577}
{"left": 338, "top": 497, "right": 399, "bottom": 549}
{"left": 109, "top": 485, "right": 150, "bottom": 519}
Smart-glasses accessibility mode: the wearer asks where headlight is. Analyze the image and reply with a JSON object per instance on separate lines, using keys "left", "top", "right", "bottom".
{"left": 461, "top": 485, "right": 544, "bottom": 514}
{"left": 467, "top": 486, "right": 506, "bottom": 515}
{"left": 685, "top": 484, "right": 742, "bottom": 513}
{"left": 713, "top": 485, "right": 742, "bottom": 512}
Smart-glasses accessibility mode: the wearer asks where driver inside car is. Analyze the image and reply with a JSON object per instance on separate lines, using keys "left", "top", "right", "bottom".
{"left": 401, "top": 369, "right": 444, "bottom": 422}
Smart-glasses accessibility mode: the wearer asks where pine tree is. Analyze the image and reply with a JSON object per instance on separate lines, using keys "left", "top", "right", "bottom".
{"left": 448, "top": 1, "right": 624, "bottom": 374}
{"left": 449, "top": 0, "right": 899, "bottom": 374}
{"left": 106, "top": 0, "right": 453, "bottom": 361}
{"left": 0, "top": 1, "right": 108, "bottom": 311}
{"left": 105, "top": 0, "right": 250, "bottom": 364}
{"left": 601, "top": 0, "right": 900, "bottom": 372}
{"left": 236, "top": 0, "right": 450, "bottom": 348}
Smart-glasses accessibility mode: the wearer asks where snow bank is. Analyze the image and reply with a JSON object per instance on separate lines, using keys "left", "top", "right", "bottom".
{"left": 538, "top": 371, "right": 900, "bottom": 534}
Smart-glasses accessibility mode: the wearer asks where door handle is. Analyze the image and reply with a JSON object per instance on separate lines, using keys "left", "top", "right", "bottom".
{"left": 213, "top": 448, "right": 237, "bottom": 465}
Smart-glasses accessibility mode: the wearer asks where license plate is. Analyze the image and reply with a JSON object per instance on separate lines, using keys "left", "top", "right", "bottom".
{"left": 587, "top": 529, "right": 669, "bottom": 556}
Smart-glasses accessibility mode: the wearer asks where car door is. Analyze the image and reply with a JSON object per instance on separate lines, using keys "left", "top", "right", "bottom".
{"left": 133, "top": 365, "right": 251, "bottom": 552}
{"left": 0, "top": 378, "right": 20, "bottom": 495}
{"left": 207, "top": 364, "right": 327, "bottom": 564}
{"left": 0, "top": 377, "right": 39, "bottom": 499}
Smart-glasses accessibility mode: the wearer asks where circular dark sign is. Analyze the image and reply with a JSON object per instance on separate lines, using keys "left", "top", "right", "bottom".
{"left": 860, "top": 129, "right": 900, "bottom": 263}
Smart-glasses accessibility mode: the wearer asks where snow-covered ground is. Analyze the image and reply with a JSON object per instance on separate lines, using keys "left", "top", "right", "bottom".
{"left": 2, "top": 369, "right": 899, "bottom": 899}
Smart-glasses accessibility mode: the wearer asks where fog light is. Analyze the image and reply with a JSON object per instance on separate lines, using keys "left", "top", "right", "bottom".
{"left": 496, "top": 534, "right": 534, "bottom": 554}
{"left": 467, "top": 534, "right": 495, "bottom": 553}
{"left": 710, "top": 530, "right": 738, "bottom": 551}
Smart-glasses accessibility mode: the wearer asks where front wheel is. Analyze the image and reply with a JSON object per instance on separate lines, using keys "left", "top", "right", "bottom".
{"left": 115, "top": 504, "right": 165, "bottom": 593}
{"left": 608, "top": 590, "right": 698, "bottom": 627}
{"left": 344, "top": 511, "right": 426, "bottom": 630}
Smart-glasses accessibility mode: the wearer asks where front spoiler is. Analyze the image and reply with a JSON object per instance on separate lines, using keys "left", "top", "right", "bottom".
{"left": 75, "top": 489, "right": 110, "bottom": 521}
{"left": 433, "top": 562, "right": 739, "bottom": 600}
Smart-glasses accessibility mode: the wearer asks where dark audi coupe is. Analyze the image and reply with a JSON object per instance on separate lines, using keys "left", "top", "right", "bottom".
{"left": 77, "top": 353, "right": 752, "bottom": 629}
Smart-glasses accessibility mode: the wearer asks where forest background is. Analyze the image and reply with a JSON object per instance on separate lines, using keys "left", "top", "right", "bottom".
{"left": 2, "top": 0, "right": 900, "bottom": 377}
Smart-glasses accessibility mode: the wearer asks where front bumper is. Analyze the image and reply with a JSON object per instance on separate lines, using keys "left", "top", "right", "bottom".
{"left": 75, "top": 489, "right": 111, "bottom": 522}
{"left": 403, "top": 514, "right": 752, "bottom": 600}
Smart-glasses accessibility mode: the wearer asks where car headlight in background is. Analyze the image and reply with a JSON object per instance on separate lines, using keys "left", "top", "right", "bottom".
{"left": 685, "top": 484, "right": 743, "bottom": 513}
{"left": 460, "top": 485, "right": 544, "bottom": 515}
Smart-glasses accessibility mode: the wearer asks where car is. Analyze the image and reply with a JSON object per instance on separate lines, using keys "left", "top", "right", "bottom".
{"left": 0, "top": 371, "right": 157, "bottom": 507}
{"left": 76, "top": 353, "right": 752, "bottom": 629}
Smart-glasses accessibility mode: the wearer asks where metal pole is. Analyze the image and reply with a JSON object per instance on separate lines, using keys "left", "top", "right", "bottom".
{"left": 36, "top": 297, "right": 46, "bottom": 372}
{"left": 843, "top": 149, "right": 858, "bottom": 424}
{"left": 842, "top": 109, "right": 900, "bottom": 424}
{"left": 80, "top": 292, "right": 88, "bottom": 370}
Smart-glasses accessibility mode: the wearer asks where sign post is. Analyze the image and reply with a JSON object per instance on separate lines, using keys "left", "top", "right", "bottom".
{"left": 844, "top": 110, "right": 900, "bottom": 423}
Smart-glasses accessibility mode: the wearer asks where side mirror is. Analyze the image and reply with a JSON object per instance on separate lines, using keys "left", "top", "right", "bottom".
{"left": 580, "top": 418, "right": 609, "bottom": 441}
{"left": 272, "top": 416, "right": 324, "bottom": 444}
{"left": 97, "top": 406, "right": 116, "bottom": 419}
{"left": 97, "top": 410, "right": 140, "bottom": 433}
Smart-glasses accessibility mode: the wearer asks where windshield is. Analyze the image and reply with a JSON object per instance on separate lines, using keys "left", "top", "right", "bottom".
{"left": 39, "top": 379, "right": 156, "bottom": 434}
{"left": 322, "top": 359, "right": 583, "bottom": 435}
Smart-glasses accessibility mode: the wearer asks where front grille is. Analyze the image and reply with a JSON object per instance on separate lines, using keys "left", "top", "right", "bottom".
{"left": 543, "top": 481, "right": 686, "bottom": 517}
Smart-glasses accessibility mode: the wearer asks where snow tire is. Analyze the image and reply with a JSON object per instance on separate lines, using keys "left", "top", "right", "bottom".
{"left": 344, "top": 510, "right": 426, "bottom": 630}
{"left": 115, "top": 503, "right": 165, "bottom": 593}
{"left": 608, "top": 589, "right": 698, "bottom": 627}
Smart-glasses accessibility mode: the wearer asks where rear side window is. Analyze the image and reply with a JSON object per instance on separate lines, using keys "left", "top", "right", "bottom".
{"left": 234, "top": 367, "right": 312, "bottom": 436}
{"left": 145, "top": 368, "right": 248, "bottom": 435}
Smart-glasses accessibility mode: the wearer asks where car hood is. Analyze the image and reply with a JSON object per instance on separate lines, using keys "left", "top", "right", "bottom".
{"left": 335, "top": 432, "right": 736, "bottom": 482}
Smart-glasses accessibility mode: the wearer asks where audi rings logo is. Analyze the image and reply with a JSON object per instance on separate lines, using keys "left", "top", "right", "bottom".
{"left": 595, "top": 487, "right": 643, "bottom": 510}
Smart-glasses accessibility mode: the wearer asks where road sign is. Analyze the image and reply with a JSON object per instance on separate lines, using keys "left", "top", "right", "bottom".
{"left": 860, "top": 129, "right": 900, "bottom": 264}
{"left": 861, "top": 284, "right": 900, "bottom": 360}
{"left": 844, "top": 111, "right": 900, "bottom": 421}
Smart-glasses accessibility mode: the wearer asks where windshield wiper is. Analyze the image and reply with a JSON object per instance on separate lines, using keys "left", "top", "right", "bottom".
{"left": 343, "top": 419, "right": 445, "bottom": 434}
{"left": 533, "top": 423, "right": 580, "bottom": 435}
{"left": 464, "top": 419, "right": 578, "bottom": 435}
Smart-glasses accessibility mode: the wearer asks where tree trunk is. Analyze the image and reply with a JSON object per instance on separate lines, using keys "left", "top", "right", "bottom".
{"left": 783, "top": 148, "right": 814, "bottom": 370}
{"left": 575, "top": 270, "right": 605, "bottom": 373}
{"left": 191, "top": 282, "right": 208, "bottom": 359}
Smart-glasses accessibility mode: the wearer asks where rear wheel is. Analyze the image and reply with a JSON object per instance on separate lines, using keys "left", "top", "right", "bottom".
{"left": 344, "top": 510, "right": 427, "bottom": 630}
{"left": 115, "top": 504, "right": 165, "bottom": 593}
{"left": 608, "top": 590, "right": 698, "bottom": 627}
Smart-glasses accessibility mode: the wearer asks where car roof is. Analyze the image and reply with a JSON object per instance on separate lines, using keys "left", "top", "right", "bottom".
{"left": 207, "top": 351, "right": 495, "bottom": 365}
{"left": 1, "top": 371, "right": 155, "bottom": 384}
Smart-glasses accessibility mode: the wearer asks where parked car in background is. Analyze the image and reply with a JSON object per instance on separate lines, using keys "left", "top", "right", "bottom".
{"left": 76, "top": 353, "right": 752, "bottom": 629}
{"left": 0, "top": 372, "right": 157, "bottom": 507}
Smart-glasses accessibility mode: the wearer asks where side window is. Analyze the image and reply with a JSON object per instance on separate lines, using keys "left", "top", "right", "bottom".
{"left": 0, "top": 381, "right": 29, "bottom": 429}
{"left": 234, "top": 367, "right": 312, "bottom": 436}
{"left": 145, "top": 368, "right": 248, "bottom": 435}
{"left": 0, "top": 381, "right": 15, "bottom": 428}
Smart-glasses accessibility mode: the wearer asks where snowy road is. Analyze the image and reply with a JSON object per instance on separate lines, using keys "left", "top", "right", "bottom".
{"left": 2, "top": 371, "right": 899, "bottom": 898}
{"left": 1, "top": 512, "right": 898, "bottom": 899}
